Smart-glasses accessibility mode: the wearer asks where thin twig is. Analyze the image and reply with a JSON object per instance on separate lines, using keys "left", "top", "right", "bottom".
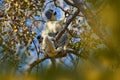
{"left": 53, "top": 0, "right": 83, "bottom": 16}
{"left": 0, "top": 54, "right": 8, "bottom": 63}
{"left": 59, "top": 59, "right": 72, "bottom": 69}
{"left": 44, "top": 1, "right": 54, "bottom": 10}
{"left": 32, "top": 39, "right": 40, "bottom": 72}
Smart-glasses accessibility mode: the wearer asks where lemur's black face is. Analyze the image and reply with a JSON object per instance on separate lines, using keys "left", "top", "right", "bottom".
{"left": 45, "top": 9, "right": 57, "bottom": 20}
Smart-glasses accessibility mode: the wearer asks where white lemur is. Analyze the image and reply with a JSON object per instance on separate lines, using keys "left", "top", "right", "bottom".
{"left": 40, "top": 9, "right": 68, "bottom": 57}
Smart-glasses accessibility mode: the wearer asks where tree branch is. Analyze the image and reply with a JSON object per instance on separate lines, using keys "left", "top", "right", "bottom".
{"left": 53, "top": 0, "right": 70, "bottom": 15}
{"left": 64, "top": 0, "right": 77, "bottom": 7}
{"left": 43, "top": 1, "right": 54, "bottom": 10}
{"left": 65, "top": 0, "right": 111, "bottom": 48}
{"left": 53, "top": 0, "right": 83, "bottom": 16}
{"left": 26, "top": 56, "right": 48, "bottom": 73}
{"left": 0, "top": 54, "right": 8, "bottom": 63}
{"left": 55, "top": 9, "right": 80, "bottom": 41}
{"left": 25, "top": 49, "right": 74, "bottom": 73}
{"left": 72, "top": 0, "right": 112, "bottom": 48}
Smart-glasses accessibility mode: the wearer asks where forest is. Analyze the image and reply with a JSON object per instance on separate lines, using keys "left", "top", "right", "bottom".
{"left": 0, "top": 0, "right": 120, "bottom": 80}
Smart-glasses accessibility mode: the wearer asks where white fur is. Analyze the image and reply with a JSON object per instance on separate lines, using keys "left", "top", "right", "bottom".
{"left": 41, "top": 20, "right": 64, "bottom": 37}
{"left": 41, "top": 10, "right": 66, "bottom": 57}
{"left": 42, "top": 35, "right": 58, "bottom": 57}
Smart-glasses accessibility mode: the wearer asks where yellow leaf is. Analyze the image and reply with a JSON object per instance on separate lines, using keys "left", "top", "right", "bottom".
{"left": 26, "top": 31, "right": 29, "bottom": 34}
{"left": 32, "top": 32, "right": 35, "bottom": 35}
{"left": 24, "top": 0, "right": 28, "bottom": 2}
{"left": 14, "top": 29, "right": 18, "bottom": 33}
{"left": 11, "top": 41, "right": 14, "bottom": 45}
{"left": 14, "top": 2, "right": 18, "bottom": 7}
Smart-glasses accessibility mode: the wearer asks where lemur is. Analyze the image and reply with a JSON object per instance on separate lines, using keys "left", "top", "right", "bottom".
{"left": 38, "top": 9, "right": 68, "bottom": 57}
